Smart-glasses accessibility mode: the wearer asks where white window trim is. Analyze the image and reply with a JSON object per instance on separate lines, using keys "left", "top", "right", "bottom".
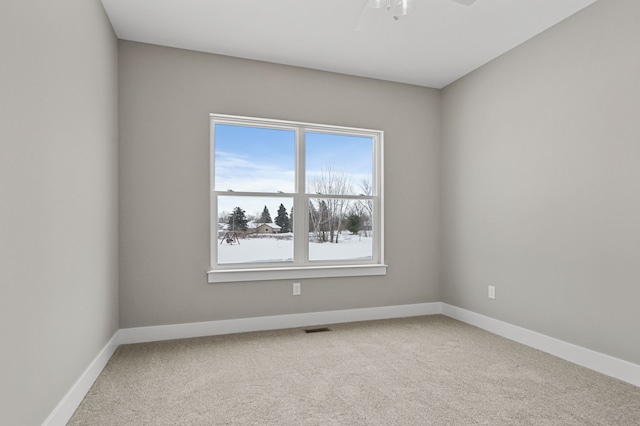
{"left": 208, "top": 264, "right": 387, "bottom": 283}
{"left": 208, "top": 114, "right": 386, "bottom": 283}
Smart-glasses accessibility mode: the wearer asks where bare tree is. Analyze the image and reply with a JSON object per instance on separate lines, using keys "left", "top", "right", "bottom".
{"left": 358, "top": 178, "right": 374, "bottom": 237}
{"left": 309, "top": 199, "right": 329, "bottom": 242}
{"left": 218, "top": 211, "right": 230, "bottom": 224}
{"left": 309, "top": 166, "right": 352, "bottom": 243}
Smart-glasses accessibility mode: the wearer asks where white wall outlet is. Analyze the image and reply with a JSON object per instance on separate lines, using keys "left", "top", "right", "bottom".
{"left": 488, "top": 285, "right": 496, "bottom": 300}
{"left": 293, "top": 282, "right": 301, "bottom": 296}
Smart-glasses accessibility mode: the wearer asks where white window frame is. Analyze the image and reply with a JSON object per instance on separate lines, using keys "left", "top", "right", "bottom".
{"left": 208, "top": 114, "right": 386, "bottom": 283}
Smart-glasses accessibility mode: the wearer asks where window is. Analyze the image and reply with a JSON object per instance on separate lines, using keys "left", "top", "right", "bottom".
{"left": 208, "top": 114, "right": 385, "bottom": 283}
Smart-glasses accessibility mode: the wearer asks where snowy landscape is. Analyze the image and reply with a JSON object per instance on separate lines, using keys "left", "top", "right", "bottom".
{"left": 218, "top": 233, "right": 373, "bottom": 264}
{"left": 213, "top": 121, "right": 377, "bottom": 266}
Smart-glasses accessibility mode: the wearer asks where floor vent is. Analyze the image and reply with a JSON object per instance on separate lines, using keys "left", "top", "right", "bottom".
{"left": 304, "top": 327, "right": 332, "bottom": 334}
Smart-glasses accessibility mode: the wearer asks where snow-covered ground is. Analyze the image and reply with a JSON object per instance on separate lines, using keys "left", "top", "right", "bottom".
{"left": 218, "top": 233, "right": 372, "bottom": 264}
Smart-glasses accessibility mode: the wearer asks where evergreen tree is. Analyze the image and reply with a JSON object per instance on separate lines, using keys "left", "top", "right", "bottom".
{"left": 259, "top": 205, "right": 272, "bottom": 223}
{"left": 290, "top": 206, "right": 294, "bottom": 230}
{"left": 274, "top": 203, "right": 290, "bottom": 232}
{"left": 346, "top": 213, "right": 362, "bottom": 235}
{"left": 228, "top": 207, "right": 248, "bottom": 231}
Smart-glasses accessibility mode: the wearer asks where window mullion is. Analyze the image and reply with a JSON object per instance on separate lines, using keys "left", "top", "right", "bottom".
{"left": 294, "top": 128, "right": 308, "bottom": 265}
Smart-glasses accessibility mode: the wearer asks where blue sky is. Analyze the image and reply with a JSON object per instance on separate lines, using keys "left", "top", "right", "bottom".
{"left": 215, "top": 124, "right": 373, "bottom": 215}
{"left": 305, "top": 132, "right": 373, "bottom": 184}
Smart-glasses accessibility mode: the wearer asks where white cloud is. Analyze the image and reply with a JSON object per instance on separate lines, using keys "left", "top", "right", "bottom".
{"left": 215, "top": 150, "right": 294, "bottom": 193}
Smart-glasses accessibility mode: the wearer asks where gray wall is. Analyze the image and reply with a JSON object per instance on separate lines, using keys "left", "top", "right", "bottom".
{"left": 441, "top": 0, "right": 640, "bottom": 364}
{"left": 118, "top": 41, "right": 441, "bottom": 328}
{"left": 0, "top": 1, "right": 119, "bottom": 424}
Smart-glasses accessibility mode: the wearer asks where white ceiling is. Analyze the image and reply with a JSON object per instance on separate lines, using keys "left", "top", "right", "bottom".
{"left": 101, "top": 0, "right": 597, "bottom": 89}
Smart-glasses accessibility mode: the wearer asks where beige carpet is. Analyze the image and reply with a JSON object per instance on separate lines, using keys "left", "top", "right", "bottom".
{"left": 69, "top": 315, "right": 640, "bottom": 425}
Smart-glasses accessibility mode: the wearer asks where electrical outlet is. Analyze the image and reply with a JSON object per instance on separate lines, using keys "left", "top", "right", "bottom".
{"left": 293, "top": 282, "right": 301, "bottom": 296}
{"left": 488, "top": 286, "right": 496, "bottom": 300}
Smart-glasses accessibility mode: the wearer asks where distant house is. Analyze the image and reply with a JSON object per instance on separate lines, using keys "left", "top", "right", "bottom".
{"left": 218, "top": 221, "right": 281, "bottom": 234}
{"left": 250, "top": 222, "right": 281, "bottom": 234}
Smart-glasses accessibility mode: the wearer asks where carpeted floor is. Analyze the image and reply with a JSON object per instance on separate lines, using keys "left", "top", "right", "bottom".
{"left": 69, "top": 315, "right": 640, "bottom": 425}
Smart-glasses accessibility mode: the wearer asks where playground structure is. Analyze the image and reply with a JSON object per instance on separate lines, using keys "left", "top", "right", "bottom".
{"left": 219, "top": 231, "right": 240, "bottom": 245}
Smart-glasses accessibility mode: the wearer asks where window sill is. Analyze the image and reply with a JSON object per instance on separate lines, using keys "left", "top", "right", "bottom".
{"left": 208, "top": 264, "right": 387, "bottom": 283}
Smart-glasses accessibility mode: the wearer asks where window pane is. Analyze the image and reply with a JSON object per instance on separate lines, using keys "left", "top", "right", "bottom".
{"left": 306, "top": 132, "right": 373, "bottom": 196}
{"left": 308, "top": 198, "right": 373, "bottom": 261}
{"left": 218, "top": 196, "right": 293, "bottom": 264}
{"left": 214, "top": 124, "right": 295, "bottom": 193}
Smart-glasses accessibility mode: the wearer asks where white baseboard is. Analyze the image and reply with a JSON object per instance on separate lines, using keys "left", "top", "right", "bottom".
{"left": 42, "top": 332, "right": 120, "bottom": 426}
{"left": 442, "top": 304, "right": 640, "bottom": 388}
{"left": 42, "top": 303, "right": 438, "bottom": 425}
{"left": 44, "top": 301, "right": 640, "bottom": 425}
{"left": 117, "top": 302, "right": 443, "bottom": 344}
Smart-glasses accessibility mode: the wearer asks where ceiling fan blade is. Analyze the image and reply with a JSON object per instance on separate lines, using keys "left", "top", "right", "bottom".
{"left": 450, "top": 0, "right": 478, "bottom": 6}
